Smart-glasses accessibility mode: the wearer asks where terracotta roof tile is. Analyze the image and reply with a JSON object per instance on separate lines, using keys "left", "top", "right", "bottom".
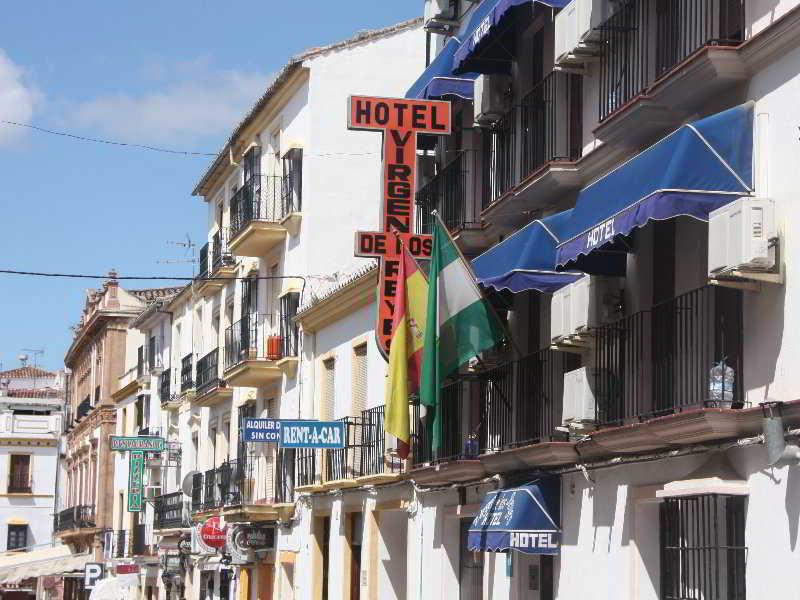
{"left": 0, "top": 366, "right": 56, "bottom": 379}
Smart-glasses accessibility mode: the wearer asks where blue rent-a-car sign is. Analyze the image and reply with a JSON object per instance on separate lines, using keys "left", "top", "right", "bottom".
{"left": 278, "top": 420, "right": 346, "bottom": 449}
{"left": 243, "top": 418, "right": 281, "bottom": 443}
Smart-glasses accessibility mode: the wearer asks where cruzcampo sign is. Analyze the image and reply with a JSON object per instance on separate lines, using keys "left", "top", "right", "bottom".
{"left": 109, "top": 436, "right": 164, "bottom": 512}
{"left": 278, "top": 420, "right": 346, "bottom": 449}
{"left": 110, "top": 436, "right": 165, "bottom": 452}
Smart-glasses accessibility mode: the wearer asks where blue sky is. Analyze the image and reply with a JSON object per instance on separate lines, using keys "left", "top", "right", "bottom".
{"left": 0, "top": 1, "right": 420, "bottom": 372}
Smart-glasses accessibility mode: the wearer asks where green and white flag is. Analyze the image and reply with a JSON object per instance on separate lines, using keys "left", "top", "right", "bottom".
{"left": 420, "top": 214, "right": 505, "bottom": 456}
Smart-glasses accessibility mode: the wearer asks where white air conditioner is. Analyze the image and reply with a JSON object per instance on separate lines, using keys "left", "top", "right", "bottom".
{"left": 425, "top": 0, "right": 459, "bottom": 32}
{"left": 708, "top": 197, "right": 776, "bottom": 276}
{"left": 474, "top": 74, "right": 512, "bottom": 126}
{"left": 554, "top": 0, "right": 616, "bottom": 66}
{"left": 561, "top": 367, "right": 596, "bottom": 424}
{"left": 550, "top": 276, "right": 623, "bottom": 343}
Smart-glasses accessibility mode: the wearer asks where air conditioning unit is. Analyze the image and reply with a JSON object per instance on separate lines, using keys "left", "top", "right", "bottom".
{"left": 145, "top": 485, "right": 162, "bottom": 499}
{"left": 550, "top": 276, "right": 623, "bottom": 343}
{"left": 561, "top": 367, "right": 596, "bottom": 424}
{"left": 554, "top": 0, "right": 616, "bottom": 66}
{"left": 474, "top": 74, "right": 512, "bottom": 126}
{"left": 425, "top": 0, "right": 459, "bottom": 33}
{"left": 708, "top": 197, "right": 776, "bottom": 276}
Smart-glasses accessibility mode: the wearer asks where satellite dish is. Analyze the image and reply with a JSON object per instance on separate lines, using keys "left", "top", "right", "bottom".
{"left": 181, "top": 470, "right": 200, "bottom": 497}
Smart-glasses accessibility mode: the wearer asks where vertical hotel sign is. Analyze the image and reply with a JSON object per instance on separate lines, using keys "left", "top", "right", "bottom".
{"left": 348, "top": 96, "right": 451, "bottom": 357}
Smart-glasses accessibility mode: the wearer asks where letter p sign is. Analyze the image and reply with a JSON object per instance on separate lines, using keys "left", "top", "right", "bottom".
{"left": 84, "top": 563, "right": 104, "bottom": 589}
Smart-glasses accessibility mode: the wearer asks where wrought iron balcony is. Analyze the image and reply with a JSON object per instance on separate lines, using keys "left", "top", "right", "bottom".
{"left": 360, "top": 405, "right": 404, "bottom": 477}
{"left": 180, "top": 353, "right": 193, "bottom": 392}
{"left": 54, "top": 505, "right": 95, "bottom": 532}
{"left": 224, "top": 313, "right": 285, "bottom": 369}
{"left": 593, "top": 284, "right": 744, "bottom": 426}
{"left": 416, "top": 150, "right": 481, "bottom": 235}
{"left": 597, "top": 0, "right": 745, "bottom": 122}
{"left": 230, "top": 175, "right": 299, "bottom": 240}
{"left": 159, "top": 368, "right": 171, "bottom": 404}
{"left": 198, "top": 243, "right": 210, "bottom": 280}
{"left": 195, "top": 348, "right": 220, "bottom": 395}
{"left": 76, "top": 397, "right": 92, "bottom": 421}
{"left": 211, "top": 228, "right": 234, "bottom": 272}
{"left": 154, "top": 491, "right": 191, "bottom": 530}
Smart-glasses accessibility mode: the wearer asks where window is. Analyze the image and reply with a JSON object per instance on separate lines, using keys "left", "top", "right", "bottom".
{"left": 280, "top": 292, "right": 300, "bottom": 357}
{"left": 322, "top": 358, "right": 336, "bottom": 420}
{"left": 7, "top": 525, "right": 27, "bottom": 551}
{"left": 352, "top": 344, "right": 368, "bottom": 416}
{"left": 8, "top": 455, "right": 31, "bottom": 493}
{"left": 660, "top": 494, "right": 746, "bottom": 600}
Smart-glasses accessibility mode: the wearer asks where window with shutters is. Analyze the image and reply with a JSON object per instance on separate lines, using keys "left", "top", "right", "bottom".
{"left": 8, "top": 455, "right": 31, "bottom": 493}
{"left": 352, "top": 344, "right": 368, "bottom": 417}
{"left": 7, "top": 525, "right": 27, "bottom": 551}
{"left": 322, "top": 358, "right": 336, "bottom": 420}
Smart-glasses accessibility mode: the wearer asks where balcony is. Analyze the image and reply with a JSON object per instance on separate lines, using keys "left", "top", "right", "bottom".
{"left": 480, "top": 71, "right": 584, "bottom": 227}
{"left": 416, "top": 150, "right": 491, "bottom": 253}
{"left": 223, "top": 313, "right": 284, "bottom": 386}
{"left": 228, "top": 174, "right": 301, "bottom": 257}
{"left": 154, "top": 491, "right": 191, "bottom": 530}
{"left": 593, "top": 0, "right": 747, "bottom": 148}
{"left": 75, "top": 397, "right": 92, "bottom": 422}
{"left": 159, "top": 368, "right": 172, "bottom": 405}
{"left": 105, "top": 526, "right": 149, "bottom": 558}
{"left": 194, "top": 348, "right": 232, "bottom": 407}
{"left": 180, "top": 353, "right": 194, "bottom": 394}
{"left": 196, "top": 229, "right": 237, "bottom": 297}
{"left": 53, "top": 505, "right": 96, "bottom": 535}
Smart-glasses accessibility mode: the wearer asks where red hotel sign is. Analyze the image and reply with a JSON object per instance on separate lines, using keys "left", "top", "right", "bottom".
{"left": 348, "top": 96, "right": 451, "bottom": 357}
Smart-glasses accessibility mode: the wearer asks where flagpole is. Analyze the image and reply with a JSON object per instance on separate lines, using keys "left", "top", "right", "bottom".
{"left": 430, "top": 210, "right": 525, "bottom": 362}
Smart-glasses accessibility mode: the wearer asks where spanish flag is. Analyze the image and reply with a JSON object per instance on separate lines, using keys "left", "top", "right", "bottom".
{"left": 385, "top": 245, "right": 428, "bottom": 459}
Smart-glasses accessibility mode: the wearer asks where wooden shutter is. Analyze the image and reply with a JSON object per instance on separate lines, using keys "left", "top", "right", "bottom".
{"left": 352, "top": 344, "right": 368, "bottom": 417}
{"left": 322, "top": 358, "right": 336, "bottom": 420}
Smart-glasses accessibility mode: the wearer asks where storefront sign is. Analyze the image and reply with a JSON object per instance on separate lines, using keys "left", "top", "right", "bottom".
{"left": 127, "top": 451, "right": 144, "bottom": 512}
{"left": 278, "top": 420, "right": 345, "bottom": 449}
{"left": 226, "top": 525, "right": 276, "bottom": 564}
{"left": 197, "top": 516, "right": 227, "bottom": 552}
{"left": 110, "top": 435, "right": 165, "bottom": 452}
{"left": 348, "top": 96, "right": 451, "bottom": 358}
{"left": 116, "top": 564, "right": 140, "bottom": 575}
{"left": 243, "top": 418, "right": 281, "bottom": 443}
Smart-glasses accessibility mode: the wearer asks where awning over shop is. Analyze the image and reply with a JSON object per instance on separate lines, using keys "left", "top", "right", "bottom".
{"left": 406, "top": 38, "right": 479, "bottom": 100}
{"left": 0, "top": 546, "right": 91, "bottom": 585}
{"left": 453, "top": 0, "right": 569, "bottom": 74}
{"left": 555, "top": 103, "right": 754, "bottom": 270}
{"left": 472, "top": 210, "right": 582, "bottom": 293}
{"left": 468, "top": 478, "right": 561, "bottom": 555}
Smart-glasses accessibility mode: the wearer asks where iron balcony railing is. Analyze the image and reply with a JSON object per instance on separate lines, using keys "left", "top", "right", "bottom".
{"left": 198, "top": 243, "right": 210, "bottom": 280}
{"left": 225, "top": 313, "right": 292, "bottom": 370}
{"left": 109, "top": 530, "right": 131, "bottom": 559}
{"left": 195, "top": 348, "right": 220, "bottom": 395}
{"left": 159, "top": 368, "right": 171, "bottom": 403}
{"left": 230, "top": 174, "right": 300, "bottom": 240}
{"left": 54, "top": 505, "right": 95, "bottom": 532}
{"left": 191, "top": 472, "right": 203, "bottom": 512}
{"left": 360, "top": 405, "right": 404, "bottom": 477}
{"left": 8, "top": 470, "right": 31, "bottom": 493}
{"left": 180, "top": 353, "right": 193, "bottom": 392}
{"left": 416, "top": 149, "right": 481, "bottom": 235}
{"left": 211, "top": 228, "right": 234, "bottom": 272}
{"left": 191, "top": 460, "right": 246, "bottom": 512}
{"left": 482, "top": 71, "right": 582, "bottom": 208}
{"left": 326, "top": 417, "right": 363, "bottom": 481}
{"left": 136, "top": 345, "right": 146, "bottom": 379}
{"left": 76, "top": 397, "right": 92, "bottom": 421}
{"left": 598, "top": 0, "right": 745, "bottom": 121}
{"left": 410, "top": 349, "right": 577, "bottom": 466}
{"left": 593, "top": 285, "right": 744, "bottom": 427}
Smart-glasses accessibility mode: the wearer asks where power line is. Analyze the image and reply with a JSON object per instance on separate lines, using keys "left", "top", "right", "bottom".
{"left": 0, "top": 269, "right": 302, "bottom": 282}
{"left": 0, "top": 120, "right": 217, "bottom": 157}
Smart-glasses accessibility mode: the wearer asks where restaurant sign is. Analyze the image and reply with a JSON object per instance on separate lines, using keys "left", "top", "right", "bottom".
{"left": 110, "top": 436, "right": 165, "bottom": 452}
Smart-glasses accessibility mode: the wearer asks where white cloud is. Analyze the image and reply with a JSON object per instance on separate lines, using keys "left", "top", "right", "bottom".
{"left": 69, "top": 62, "right": 272, "bottom": 146}
{"left": 0, "top": 50, "right": 38, "bottom": 147}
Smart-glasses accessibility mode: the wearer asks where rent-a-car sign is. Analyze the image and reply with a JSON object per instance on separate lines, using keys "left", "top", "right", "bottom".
{"left": 279, "top": 420, "right": 346, "bottom": 449}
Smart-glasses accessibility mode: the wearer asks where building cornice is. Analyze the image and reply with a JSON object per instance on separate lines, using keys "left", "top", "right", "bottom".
{"left": 295, "top": 267, "right": 377, "bottom": 333}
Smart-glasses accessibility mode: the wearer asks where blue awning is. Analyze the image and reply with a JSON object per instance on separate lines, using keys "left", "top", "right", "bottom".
{"left": 468, "top": 478, "right": 561, "bottom": 555}
{"left": 472, "top": 210, "right": 582, "bottom": 293}
{"left": 453, "top": 0, "right": 569, "bottom": 74}
{"left": 556, "top": 103, "right": 754, "bottom": 269}
{"left": 406, "top": 38, "right": 479, "bottom": 100}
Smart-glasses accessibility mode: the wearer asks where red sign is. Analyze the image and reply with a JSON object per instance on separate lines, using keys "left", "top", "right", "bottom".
{"left": 199, "top": 516, "right": 227, "bottom": 550}
{"left": 116, "top": 564, "right": 140, "bottom": 575}
{"left": 348, "top": 96, "right": 451, "bottom": 357}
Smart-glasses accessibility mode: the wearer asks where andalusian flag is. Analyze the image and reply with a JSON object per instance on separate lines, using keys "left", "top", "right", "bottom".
{"left": 420, "top": 215, "right": 505, "bottom": 455}
{"left": 384, "top": 244, "right": 428, "bottom": 459}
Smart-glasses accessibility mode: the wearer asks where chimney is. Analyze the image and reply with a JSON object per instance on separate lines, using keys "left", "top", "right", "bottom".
{"left": 104, "top": 269, "right": 120, "bottom": 308}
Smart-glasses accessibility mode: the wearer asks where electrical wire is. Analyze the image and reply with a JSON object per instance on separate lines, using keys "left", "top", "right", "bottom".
{"left": 0, "top": 269, "right": 307, "bottom": 282}
{"left": 0, "top": 120, "right": 217, "bottom": 156}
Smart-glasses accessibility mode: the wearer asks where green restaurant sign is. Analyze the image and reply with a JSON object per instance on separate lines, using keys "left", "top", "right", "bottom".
{"left": 109, "top": 436, "right": 165, "bottom": 512}
{"left": 110, "top": 436, "right": 165, "bottom": 452}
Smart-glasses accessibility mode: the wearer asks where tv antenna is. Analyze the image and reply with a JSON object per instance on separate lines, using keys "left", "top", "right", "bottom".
{"left": 157, "top": 234, "right": 198, "bottom": 275}
{"left": 20, "top": 347, "right": 44, "bottom": 368}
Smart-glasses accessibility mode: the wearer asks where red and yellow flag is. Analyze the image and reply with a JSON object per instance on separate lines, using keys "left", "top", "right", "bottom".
{"left": 385, "top": 245, "right": 428, "bottom": 459}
